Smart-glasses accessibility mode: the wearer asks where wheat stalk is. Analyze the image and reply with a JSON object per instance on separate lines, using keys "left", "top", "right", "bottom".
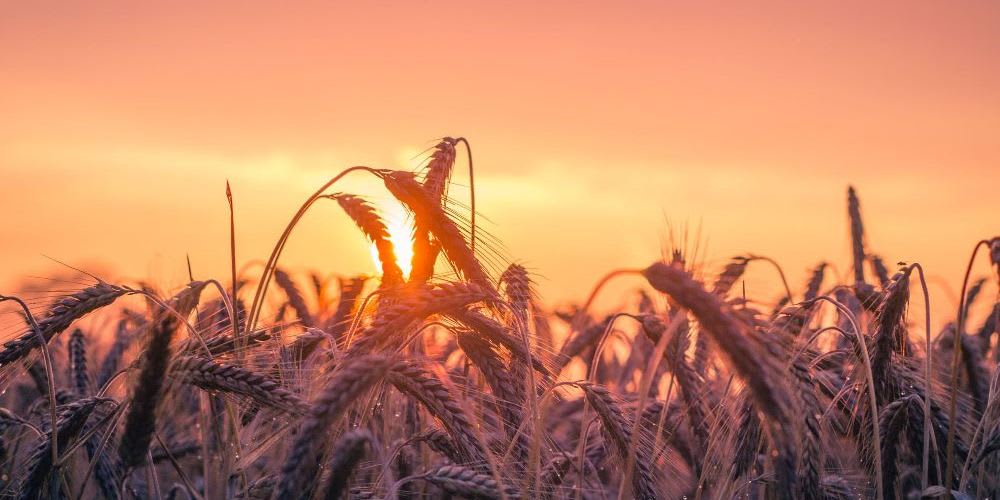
{"left": 0, "top": 283, "right": 129, "bottom": 367}
{"left": 170, "top": 355, "right": 308, "bottom": 415}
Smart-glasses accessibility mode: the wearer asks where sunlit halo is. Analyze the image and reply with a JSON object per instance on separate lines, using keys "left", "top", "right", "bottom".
{"left": 369, "top": 200, "right": 414, "bottom": 280}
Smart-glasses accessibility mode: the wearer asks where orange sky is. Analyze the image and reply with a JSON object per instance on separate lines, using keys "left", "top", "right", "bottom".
{"left": 1, "top": 2, "right": 997, "bottom": 326}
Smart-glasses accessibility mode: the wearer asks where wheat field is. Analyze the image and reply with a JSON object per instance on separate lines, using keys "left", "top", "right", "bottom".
{"left": 0, "top": 138, "right": 998, "bottom": 500}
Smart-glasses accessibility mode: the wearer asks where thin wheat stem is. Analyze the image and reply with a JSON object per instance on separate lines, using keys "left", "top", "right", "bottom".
{"left": 73, "top": 401, "right": 128, "bottom": 500}
{"left": 944, "top": 240, "right": 990, "bottom": 488}
{"left": 455, "top": 137, "right": 476, "bottom": 257}
{"left": 747, "top": 254, "right": 794, "bottom": 303}
{"left": 618, "top": 312, "right": 687, "bottom": 500}
{"left": 0, "top": 295, "right": 60, "bottom": 468}
{"left": 246, "top": 166, "right": 382, "bottom": 335}
{"left": 570, "top": 268, "right": 644, "bottom": 334}
{"left": 906, "top": 263, "right": 934, "bottom": 490}
{"left": 945, "top": 239, "right": 991, "bottom": 488}
{"left": 154, "top": 431, "right": 203, "bottom": 500}
{"left": 814, "top": 295, "right": 884, "bottom": 500}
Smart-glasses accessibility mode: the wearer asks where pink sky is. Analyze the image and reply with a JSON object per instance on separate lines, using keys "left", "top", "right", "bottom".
{"left": 1, "top": 1, "right": 997, "bottom": 325}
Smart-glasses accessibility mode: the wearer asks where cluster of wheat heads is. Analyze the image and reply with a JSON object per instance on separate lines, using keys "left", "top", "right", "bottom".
{"left": 0, "top": 137, "right": 998, "bottom": 499}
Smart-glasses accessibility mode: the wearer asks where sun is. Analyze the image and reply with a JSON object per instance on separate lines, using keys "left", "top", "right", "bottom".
{"left": 369, "top": 200, "right": 414, "bottom": 280}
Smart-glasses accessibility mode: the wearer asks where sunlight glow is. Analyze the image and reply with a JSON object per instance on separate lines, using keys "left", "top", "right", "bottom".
{"left": 369, "top": 200, "right": 415, "bottom": 280}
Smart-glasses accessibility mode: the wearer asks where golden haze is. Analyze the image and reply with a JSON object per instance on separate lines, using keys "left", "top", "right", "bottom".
{"left": 1, "top": 1, "right": 997, "bottom": 323}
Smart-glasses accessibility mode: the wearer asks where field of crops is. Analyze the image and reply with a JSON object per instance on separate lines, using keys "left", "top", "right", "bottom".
{"left": 0, "top": 138, "right": 998, "bottom": 499}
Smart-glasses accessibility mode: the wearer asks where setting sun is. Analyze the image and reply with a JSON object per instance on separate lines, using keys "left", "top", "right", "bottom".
{"left": 369, "top": 200, "right": 415, "bottom": 280}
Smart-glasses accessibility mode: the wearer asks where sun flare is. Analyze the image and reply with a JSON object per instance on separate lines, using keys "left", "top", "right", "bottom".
{"left": 369, "top": 200, "right": 415, "bottom": 280}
